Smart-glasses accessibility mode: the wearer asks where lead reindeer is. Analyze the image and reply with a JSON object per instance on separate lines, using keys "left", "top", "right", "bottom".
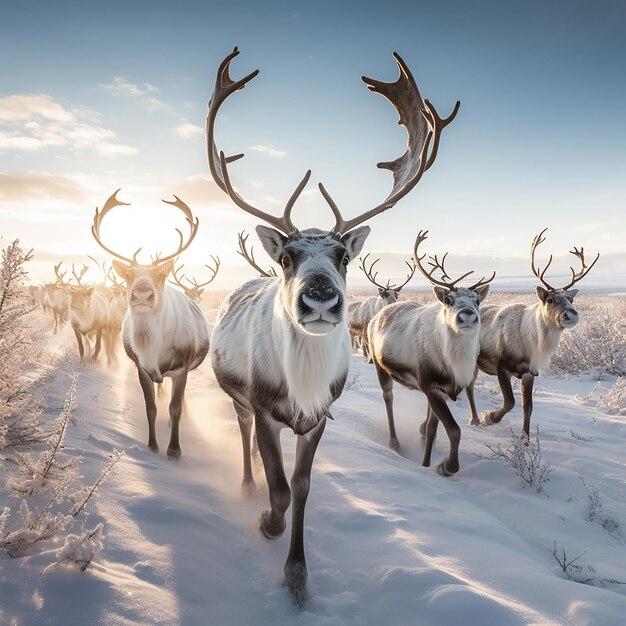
{"left": 348, "top": 253, "right": 415, "bottom": 355}
{"left": 368, "top": 231, "right": 494, "bottom": 472}
{"left": 91, "top": 190, "right": 210, "bottom": 458}
{"left": 206, "top": 47, "right": 459, "bottom": 602}
{"left": 465, "top": 229, "right": 599, "bottom": 436}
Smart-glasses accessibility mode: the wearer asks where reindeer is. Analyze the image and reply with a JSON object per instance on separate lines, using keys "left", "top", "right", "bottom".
{"left": 167, "top": 256, "right": 220, "bottom": 304}
{"left": 68, "top": 263, "right": 108, "bottom": 362}
{"left": 369, "top": 230, "right": 494, "bottom": 473}
{"left": 206, "top": 47, "right": 459, "bottom": 601}
{"left": 465, "top": 229, "right": 599, "bottom": 437}
{"left": 348, "top": 253, "right": 415, "bottom": 355}
{"left": 237, "top": 230, "right": 278, "bottom": 278}
{"left": 91, "top": 190, "right": 210, "bottom": 458}
{"left": 45, "top": 263, "right": 71, "bottom": 333}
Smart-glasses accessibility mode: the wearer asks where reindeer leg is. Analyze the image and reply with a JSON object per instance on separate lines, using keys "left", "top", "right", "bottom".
{"left": 426, "top": 388, "right": 461, "bottom": 476}
{"left": 421, "top": 405, "right": 439, "bottom": 467}
{"left": 167, "top": 369, "right": 188, "bottom": 459}
{"left": 284, "top": 417, "right": 326, "bottom": 607}
{"left": 374, "top": 362, "right": 400, "bottom": 452}
{"left": 521, "top": 372, "right": 535, "bottom": 438}
{"left": 466, "top": 369, "right": 480, "bottom": 425}
{"left": 137, "top": 367, "right": 158, "bottom": 453}
{"left": 92, "top": 328, "right": 102, "bottom": 361}
{"left": 255, "top": 411, "right": 290, "bottom": 539}
{"left": 74, "top": 328, "right": 84, "bottom": 362}
{"left": 482, "top": 365, "right": 515, "bottom": 425}
{"left": 233, "top": 400, "right": 256, "bottom": 495}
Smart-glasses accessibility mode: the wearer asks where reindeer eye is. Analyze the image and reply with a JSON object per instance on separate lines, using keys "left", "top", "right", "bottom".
{"left": 546, "top": 297, "right": 553, "bottom": 304}
{"left": 445, "top": 295, "right": 453, "bottom": 305}
{"left": 342, "top": 255, "right": 349, "bottom": 268}
{"left": 281, "top": 254, "right": 291, "bottom": 269}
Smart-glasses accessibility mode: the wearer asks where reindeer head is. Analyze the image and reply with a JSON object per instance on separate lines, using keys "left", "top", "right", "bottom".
{"left": 91, "top": 190, "right": 198, "bottom": 316}
{"left": 168, "top": 257, "right": 220, "bottom": 304}
{"left": 68, "top": 264, "right": 95, "bottom": 313}
{"left": 358, "top": 253, "right": 416, "bottom": 307}
{"left": 530, "top": 229, "right": 599, "bottom": 330}
{"left": 207, "top": 48, "right": 459, "bottom": 336}
{"left": 413, "top": 230, "right": 494, "bottom": 335}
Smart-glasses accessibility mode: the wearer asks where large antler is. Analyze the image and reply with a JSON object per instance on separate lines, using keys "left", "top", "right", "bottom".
{"left": 320, "top": 52, "right": 460, "bottom": 235}
{"left": 237, "top": 231, "right": 277, "bottom": 277}
{"left": 71, "top": 263, "right": 90, "bottom": 287}
{"left": 206, "top": 47, "right": 310, "bottom": 235}
{"left": 531, "top": 228, "right": 599, "bottom": 291}
{"left": 92, "top": 190, "right": 199, "bottom": 266}
{"left": 53, "top": 262, "right": 70, "bottom": 287}
{"left": 413, "top": 230, "right": 495, "bottom": 291}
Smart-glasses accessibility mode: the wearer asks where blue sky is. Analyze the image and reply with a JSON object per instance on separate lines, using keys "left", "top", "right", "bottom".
{"left": 1, "top": 0, "right": 624, "bottom": 286}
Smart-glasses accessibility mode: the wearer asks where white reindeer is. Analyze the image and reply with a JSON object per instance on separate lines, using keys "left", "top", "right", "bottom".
{"left": 206, "top": 47, "right": 459, "bottom": 601}
{"left": 347, "top": 253, "right": 415, "bottom": 356}
{"left": 368, "top": 230, "right": 494, "bottom": 474}
{"left": 100, "top": 266, "right": 128, "bottom": 365}
{"left": 45, "top": 263, "right": 70, "bottom": 334}
{"left": 68, "top": 263, "right": 108, "bottom": 362}
{"left": 91, "top": 190, "right": 211, "bottom": 458}
{"left": 465, "top": 229, "right": 599, "bottom": 436}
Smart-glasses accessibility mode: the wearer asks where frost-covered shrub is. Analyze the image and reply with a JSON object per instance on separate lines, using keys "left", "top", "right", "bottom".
{"left": 594, "top": 377, "right": 626, "bottom": 415}
{"left": 0, "top": 239, "right": 46, "bottom": 448}
{"left": 548, "top": 296, "right": 626, "bottom": 377}
{"left": 47, "top": 521, "right": 104, "bottom": 572}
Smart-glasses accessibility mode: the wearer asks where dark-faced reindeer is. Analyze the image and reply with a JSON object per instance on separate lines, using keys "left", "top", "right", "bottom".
{"left": 206, "top": 47, "right": 458, "bottom": 601}
{"left": 237, "top": 230, "right": 277, "bottom": 278}
{"left": 347, "top": 253, "right": 415, "bottom": 355}
{"left": 465, "top": 229, "right": 599, "bottom": 436}
{"left": 68, "top": 263, "right": 108, "bottom": 362}
{"left": 91, "top": 190, "right": 210, "bottom": 458}
{"left": 368, "top": 230, "right": 494, "bottom": 474}
{"left": 168, "top": 257, "right": 220, "bottom": 304}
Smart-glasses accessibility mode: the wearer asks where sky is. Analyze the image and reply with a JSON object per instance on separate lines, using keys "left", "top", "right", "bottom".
{"left": 1, "top": 0, "right": 625, "bottom": 288}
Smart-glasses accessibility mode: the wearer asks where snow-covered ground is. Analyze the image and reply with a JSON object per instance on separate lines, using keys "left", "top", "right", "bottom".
{"left": 2, "top": 320, "right": 626, "bottom": 626}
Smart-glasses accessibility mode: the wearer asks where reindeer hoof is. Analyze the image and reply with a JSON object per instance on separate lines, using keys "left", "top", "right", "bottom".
{"left": 259, "top": 510, "right": 286, "bottom": 539}
{"left": 481, "top": 411, "right": 500, "bottom": 425}
{"left": 389, "top": 438, "right": 401, "bottom": 453}
{"left": 470, "top": 418, "right": 480, "bottom": 426}
{"left": 436, "top": 459, "right": 458, "bottom": 477}
{"left": 167, "top": 446, "right": 181, "bottom": 460}
{"left": 284, "top": 561, "right": 308, "bottom": 607}
{"left": 148, "top": 442, "right": 160, "bottom": 454}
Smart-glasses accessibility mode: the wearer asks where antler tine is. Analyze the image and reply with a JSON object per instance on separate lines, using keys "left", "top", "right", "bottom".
{"left": 91, "top": 189, "right": 140, "bottom": 264}
{"left": 413, "top": 230, "right": 479, "bottom": 290}
{"left": 237, "top": 230, "right": 278, "bottom": 278}
{"left": 561, "top": 245, "right": 600, "bottom": 290}
{"left": 54, "top": 262, "right": 69, "bottom": 286}
{"left": 358, "top": 254, "right": 389, "bottom": 291}
{"left": 207, "top": 48, "right": 310, "bottom": 235}
{"left": 71, "top": 263, "right": 90, "bottom": 287}
{"left": 529, "top": 228, "right": 557, "bottom": 291}
{"left": 467, "top": 270, "right": 496, "bottom": 291}
{"left": 394, "top": 259, "right": 417, "bottom": 291}
{"left": 190, "top": 256, "right": 222, "bottom": 289}
{"left": 150, "top": 195, "right": 200, "bottom": 265}
{"left": 323, "top": 52, "right": 459, "bottom": 235}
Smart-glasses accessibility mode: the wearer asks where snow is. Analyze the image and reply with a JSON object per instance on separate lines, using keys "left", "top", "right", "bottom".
{"left": 2, "top": 321, "right": 626, "bottom": 626}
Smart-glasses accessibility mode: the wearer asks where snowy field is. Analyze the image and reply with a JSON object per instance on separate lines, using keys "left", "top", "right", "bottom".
{"left": 2, "top": 299, "right": 626, "bottom": 626}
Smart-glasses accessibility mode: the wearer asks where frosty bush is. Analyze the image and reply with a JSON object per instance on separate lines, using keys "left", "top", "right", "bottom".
{"left": 548, "top": 296, "right": 626, "bottom": 377}
{"left": 478, "top": 426, "right": 553, "bottom": 494}
{"left": 47, "top": 521, "right": 104, "bottom": 572}
{"left": 595, "top": 377, "right": 626, "bottom": 416}
{"left": 0, "top": 239, "right": 45, "bottom": 448}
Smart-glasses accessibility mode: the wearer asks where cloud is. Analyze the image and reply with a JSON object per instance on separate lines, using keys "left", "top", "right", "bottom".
{"left": 102, "top": 77, "right": 166, "bottom": 111}
{"left": 249, "top": 144, "right": 287, "bottom": 159}
{"left": 0, "top": 170, "right": 91, "bottom": 205}
{"left": 173, "top": 122, "right": 203, "bottom": 139}
{"left": 0, "top": 94, "right": 137, "bottom": 156}
{"left": 160, "top": 173, "right": 230, "bottom": 208}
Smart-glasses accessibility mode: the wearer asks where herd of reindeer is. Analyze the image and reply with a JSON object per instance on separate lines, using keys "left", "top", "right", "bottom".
{"left": 26, "top": 48, "right": 600, "bottom": 601}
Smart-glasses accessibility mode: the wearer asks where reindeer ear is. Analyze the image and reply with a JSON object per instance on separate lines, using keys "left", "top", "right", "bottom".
{"left": 111, "top": 260, "right": 133, "bottom": 283}
{"left": 536, "top": 286, "right": 549, "bottom": 302}
{"left": 567, "top": 288, "right": 579, "bottom": 299}
{"left": 378, "top": 287, "right": 384, "bottom": 296}
{"left": 474, "top": 284, "right": 490, "bottom": 303}
{"left": 256, "top": 225, "right": 287, "bottom": 263}
{"left": 85, "top": 287, "right": 94, "bottom": 297}
{"left": 341, "top": 226, "right": 370, "bottom": 261}
{"left": 433, "top": 286, "right": 449, "bottom": 303}
{"left": 156, "top": 259, "right": 175, "bottom": 282}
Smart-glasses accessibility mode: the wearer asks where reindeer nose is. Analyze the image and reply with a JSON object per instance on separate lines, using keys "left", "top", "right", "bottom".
{"left": 300, "top": 276, "right": 342, "bottom": 315}
{"left": 563, "top": 309, "right": 578, "bottom": 322}
{"left": 456, "top": 308, "right": 478, "bottom": 326}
